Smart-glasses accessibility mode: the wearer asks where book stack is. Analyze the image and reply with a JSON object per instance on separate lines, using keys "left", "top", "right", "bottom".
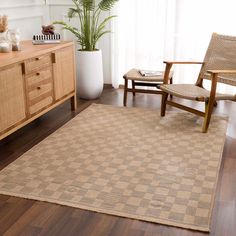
{"left": 32, "top": 34, "right": 61, "bottom": 45}
{"left": 139, "top": 69, "right": 162, "bottom": 77}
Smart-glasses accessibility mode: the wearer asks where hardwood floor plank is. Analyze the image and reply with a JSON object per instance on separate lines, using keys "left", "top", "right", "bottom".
{"left": 17, "top": 226, "right": 41, "bottom": 236}
{"left": 211, "top": 200, "right": 236, "bottom": 236}
{"left": 108, "top": 218, "right": 137, "bottom": 236}
{"left": 54, "top": 210, "right": 91, "bottom": 236}
{"left": 72, "top": 213, "right": 117, "bottom": 236}
{"left": 37, "top": 206, "right": 74, "bottom": 236}
{"left": 0, "top": 198, "right": 34, "bottom": 235}
{"left": 3, "top": 201, "right": 47, "bottom": 236}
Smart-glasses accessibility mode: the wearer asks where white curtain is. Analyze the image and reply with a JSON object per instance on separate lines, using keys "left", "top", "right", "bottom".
{"left": 111, "top": 0, "right": 236, "bottom": 94}
{"left": 111, "top": 0, "right": 176, "bottom": 88}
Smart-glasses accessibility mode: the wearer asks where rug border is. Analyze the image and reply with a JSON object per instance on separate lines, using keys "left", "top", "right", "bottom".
{"left": 0, "top": 190, "right": 209, "bottom": 232}
{"left": 207, "top": 128, "right": 227, "bottom": 232}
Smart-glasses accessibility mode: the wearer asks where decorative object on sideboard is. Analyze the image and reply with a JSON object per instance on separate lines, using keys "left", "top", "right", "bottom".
{"left": 53, "top": 0, "right": 119, "bottom": 100}
{"left": 42, "top": 24, "right": 55, "bottom": 35}
{"left": 8, "top": 28, "right": 21, "bottom": 51}
{"left": 32, "top": 24, "right": 61, "bottom": 45}
{"left": 0, "top": 15, "right": 11, "bottom": 53}
{"left": 32, "top": 34, "right": 61, "bottom": 45}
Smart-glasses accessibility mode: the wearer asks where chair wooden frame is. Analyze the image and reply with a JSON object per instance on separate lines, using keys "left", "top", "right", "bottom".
{"left": 123, "top": 69, "right": 173, "bottom": 106}
{"left": 123, "top": 79, "right": 165, "bottom": 107}
{"left": 160, "top": 33, "right": 236, "bottom": 133}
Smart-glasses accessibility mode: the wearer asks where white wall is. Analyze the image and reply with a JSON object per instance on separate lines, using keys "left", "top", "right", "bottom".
{"left": 0, "top": 0, "right": 112, "bottom": 84}
{"left": 0, "top": 0, "right": 50, "bottom": 39}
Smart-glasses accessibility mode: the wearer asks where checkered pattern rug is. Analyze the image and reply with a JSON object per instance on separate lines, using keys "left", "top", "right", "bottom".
{"left": 0, "top": 104, "right": 227, "bottom": 231}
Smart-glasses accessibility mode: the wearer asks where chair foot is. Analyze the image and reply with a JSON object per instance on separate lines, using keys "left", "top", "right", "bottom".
{"left": 123, "top": 79, "right": 128, "bottom": 106}
{"left": 202, "top": 99, "right": 215, "bottom": 133}
{"left": 161, "top": 92, "right": 168, "bottom": 116}
{"left": 132, "top": 81, "right": 136, "bottom": 96}
{"left": 202, "top": 125, "right": 208, "bottom": 133}
{"left": 168, "top": 77, "right": 173, "bottom": 99}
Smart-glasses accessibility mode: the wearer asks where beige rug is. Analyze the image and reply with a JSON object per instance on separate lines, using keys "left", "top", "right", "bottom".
{"left": 0, "top": 104, "right": 227, "bottom": 232}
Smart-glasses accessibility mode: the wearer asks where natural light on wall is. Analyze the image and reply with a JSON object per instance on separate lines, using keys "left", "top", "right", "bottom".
{"left": 111, "top": 0, "right": 236, "bottom": 94}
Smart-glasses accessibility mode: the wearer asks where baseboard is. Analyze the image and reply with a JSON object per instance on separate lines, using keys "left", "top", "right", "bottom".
{"left": 104, "top": 84, "right": 113, "bottom": 89}
{"left": 103, "top": 84, "right": 123, "bottom": 89}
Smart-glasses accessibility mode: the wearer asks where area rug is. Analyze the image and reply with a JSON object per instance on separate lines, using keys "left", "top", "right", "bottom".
{"left": 0, "top": 104, "right": 227, "bottom": 232}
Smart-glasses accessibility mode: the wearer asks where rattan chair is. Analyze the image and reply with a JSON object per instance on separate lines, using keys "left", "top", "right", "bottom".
{"left": 159, "top": 33, "right": 236, "bottom": 133}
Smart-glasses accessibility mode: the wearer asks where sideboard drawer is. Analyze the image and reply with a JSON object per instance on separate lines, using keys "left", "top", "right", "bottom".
{"left": 29, "top": 96, "right": 53, "bottom": 115}
{"left": 25, "top": 54, "right": 52, "bottom": 74}
{"left": 26, "top": 67, "right": 52, "bottom": 88}
{"left": 27, "top": 67, "right": 54, "bottom": 115}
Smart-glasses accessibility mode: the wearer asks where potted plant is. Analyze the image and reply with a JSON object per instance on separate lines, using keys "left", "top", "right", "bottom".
{"left": 54, "top": 0, "right": 118, "bottom": 99}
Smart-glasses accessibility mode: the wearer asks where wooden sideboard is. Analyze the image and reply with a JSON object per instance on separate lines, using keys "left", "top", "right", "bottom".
{"left": 0, "top": 41, "right": 77, "bottom": 140}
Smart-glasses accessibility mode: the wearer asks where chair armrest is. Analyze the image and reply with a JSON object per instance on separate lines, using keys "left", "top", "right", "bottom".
{"left": 205, "top": 70, "right": 236, "bottom": 99}
{"left": 164, "top": 61, "right": 204, "bottom": 65}
{"left": 162, "top": 61, "right": 204, "bottom": 84}
{"left": 207, "top": 69, "right": 236, "bottom": 74}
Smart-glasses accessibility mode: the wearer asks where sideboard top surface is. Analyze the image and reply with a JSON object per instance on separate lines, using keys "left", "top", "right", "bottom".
{"left": 0, "top": 40, "right": 74, "bottom": 68}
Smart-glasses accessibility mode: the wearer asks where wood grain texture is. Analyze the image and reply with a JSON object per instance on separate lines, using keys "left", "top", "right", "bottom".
{"left": 0, "top": 64, "right": 26, "bottom": 133}
{"left": 25, "top": 54, "right": 52, "bottom": 75}
{"left": 29, "top": 96, "right": 53, "bottom": 115}
{"left": 53, "top": 46, "right": 76, "bottom": 101}
{"left": 0, "top": 87, "right": 235, "bottom": 236}
{"left": 26, "top": 67, "right": 52, "bottom": 89}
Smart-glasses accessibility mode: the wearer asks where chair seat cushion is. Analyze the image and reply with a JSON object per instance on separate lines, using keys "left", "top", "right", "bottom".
{"left": 160, "top": 84, "right": 235, "bottom": 101}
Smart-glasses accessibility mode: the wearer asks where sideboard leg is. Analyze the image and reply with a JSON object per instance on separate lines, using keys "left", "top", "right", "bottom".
{"left": 70, "top": 94, "right": 77, "bottom": 111}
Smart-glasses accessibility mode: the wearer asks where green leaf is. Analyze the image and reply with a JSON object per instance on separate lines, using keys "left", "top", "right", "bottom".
{"left": 68, "top": 8, "right": 79, "bottom": 19}
{"left": 79, "top": 0, "right": 95, "bottom": 11}
{"left": 98, "top": 0, "right": 119, "bottom": 11}
{"left": 94, "top": 30, "right": 111, "bottom": 45}
{"left": 94, "top": 15, "right": 116, "bottom": 41}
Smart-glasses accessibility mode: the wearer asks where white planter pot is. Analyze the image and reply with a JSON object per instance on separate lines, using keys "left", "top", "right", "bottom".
{"left": 76, "top": 50, "right": 104, "bottom": 99}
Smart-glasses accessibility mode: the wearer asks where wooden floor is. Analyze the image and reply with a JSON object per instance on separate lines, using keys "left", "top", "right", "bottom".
{"left": 0, "top": 87, "right": 236, "bottom": 236}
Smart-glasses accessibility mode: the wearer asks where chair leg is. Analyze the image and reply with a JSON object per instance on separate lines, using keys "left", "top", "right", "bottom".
{"left": 132, "top": 80, "right": 136, "bottom": 96}
{"left": 202, "top": 72, "right": 218, "bottom": 133}
{"left": 123, "top": 79, "right": 128, "bottom": 106}
{"left": 202, "top": 99, "right": 215, "bottom": 133}
{"left": 161, "top": 92, "right": 168, "bottom": 116}
{"left": 170, "top": 77, "right": 173, "bottom": 100}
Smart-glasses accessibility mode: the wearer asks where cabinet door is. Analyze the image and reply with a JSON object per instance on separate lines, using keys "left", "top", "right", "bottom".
{"left": 0, "top": 64, "right": 26, "bottom": 133}
{"left": 53, "top": 46, "right": 75, "bottom": 100}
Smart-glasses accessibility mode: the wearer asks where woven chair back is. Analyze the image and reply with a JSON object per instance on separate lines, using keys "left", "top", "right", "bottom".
{"left": 199, "top": 33, "right": 236, "bottom": 86}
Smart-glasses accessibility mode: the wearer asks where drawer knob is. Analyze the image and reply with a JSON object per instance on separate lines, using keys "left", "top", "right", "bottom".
{"left": 35, "top": 57, "right": 42, "bottom": 61}
{"left": 36, "top": 72, "right": 40, "bottom": 76}
{"left": 37, "top": 86, "right": 41, "bottom": 90}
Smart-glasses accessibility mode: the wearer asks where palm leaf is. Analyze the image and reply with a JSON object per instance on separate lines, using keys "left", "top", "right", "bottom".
{"left": 54, "top": 21, "right": 85, "bottom": 47}
{"left": 68, "top": 8, "right": 79, "bottom": 19}
{"left": 96, "top": 15, "right": 116, "bottom": 34}
{"left": 79, "top": 0, "right": 95, "bottom": 11}
{"left": 94, "top": 30, "right": 111, "bottom": 46}
{"left": 98, "top": 0, "right": 119, "bottom": 11}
